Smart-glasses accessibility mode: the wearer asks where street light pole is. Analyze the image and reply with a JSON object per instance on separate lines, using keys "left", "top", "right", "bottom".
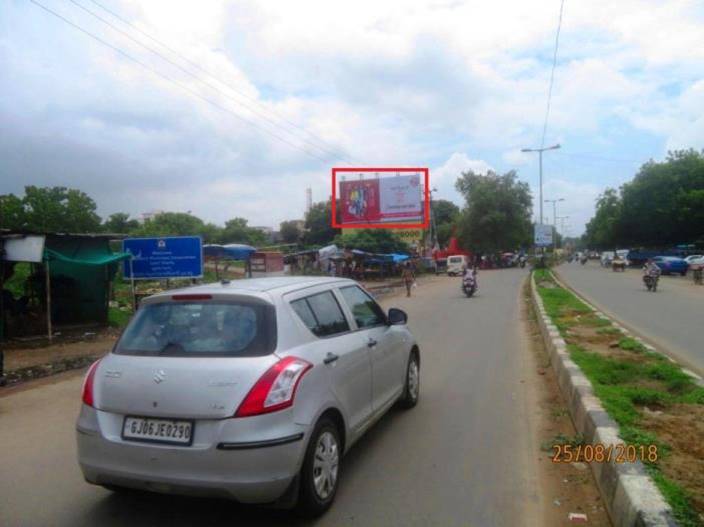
{"left": 521, "top": 144, "right": 561, "bottom": 227}
{"left": 545, "top": 198, "right": 563, "bottom": 251}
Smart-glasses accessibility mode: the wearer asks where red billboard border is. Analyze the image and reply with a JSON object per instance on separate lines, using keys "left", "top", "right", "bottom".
{"left": 331, "top": 167, "right": 430, "bottom": 229}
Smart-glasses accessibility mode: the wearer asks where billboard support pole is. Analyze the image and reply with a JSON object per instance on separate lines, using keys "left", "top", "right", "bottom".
{"left": 129, "top": 257, "right": 136, "bottom": 312}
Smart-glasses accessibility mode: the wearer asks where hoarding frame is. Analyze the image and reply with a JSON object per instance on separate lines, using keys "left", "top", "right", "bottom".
{"left": 331, "top": 167, "right": 430, "bottom": 229}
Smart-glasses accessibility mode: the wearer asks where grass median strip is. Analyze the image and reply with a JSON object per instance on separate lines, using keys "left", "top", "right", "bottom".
{"left": 534, "top": 269, "right": 704, "bottom": 527}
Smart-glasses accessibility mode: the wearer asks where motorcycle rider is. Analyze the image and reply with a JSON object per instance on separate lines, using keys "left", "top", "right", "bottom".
{"left": 462, "top": 264, "right": 478, "bottom": 289}
{"left": 643, "top": 258, "right": 660, "bottom": 277}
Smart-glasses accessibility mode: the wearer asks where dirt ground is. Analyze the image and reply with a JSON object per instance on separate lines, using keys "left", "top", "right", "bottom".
{"left": 523, "top": 282, "right": 612, "bottom": 526}
{"left": 4, "top": 334, "right": 116, "bottom": 372}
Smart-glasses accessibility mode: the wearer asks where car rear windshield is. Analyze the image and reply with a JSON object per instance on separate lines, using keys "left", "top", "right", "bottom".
{"left": 114, "top": 300, "right": 277, "bottom": 357}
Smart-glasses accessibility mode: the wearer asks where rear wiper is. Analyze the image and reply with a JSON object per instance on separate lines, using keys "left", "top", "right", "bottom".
{"left": 159, "top": 341, "right": 185, "bottom": 355}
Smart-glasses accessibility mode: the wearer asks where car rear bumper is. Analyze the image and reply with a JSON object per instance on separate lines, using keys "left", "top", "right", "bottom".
{"left": 76, "top": 406, "right": 308, "bottom": 504}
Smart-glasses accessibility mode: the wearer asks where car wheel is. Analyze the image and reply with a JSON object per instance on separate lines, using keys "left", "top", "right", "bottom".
{"left": 297, "top": 418, "right": 341, "bottom": 518}
{"left": 681, "top": 270, "right": 687, "bottom": 276}
{"left": 398, "top": 351, "right": 420, "bottom": 409}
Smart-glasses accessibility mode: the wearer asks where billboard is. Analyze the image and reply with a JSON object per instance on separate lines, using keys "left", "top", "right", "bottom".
{"left": 123, "top": 236, "right": 203, "bottom": 279}
{"left": 534, "top": 224, "right": 554, "bottom": 247}
{"left": 333, "top": 168, "right": 429, "bottom": 228}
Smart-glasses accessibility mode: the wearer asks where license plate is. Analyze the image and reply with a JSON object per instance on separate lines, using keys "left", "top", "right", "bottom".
{"left": 122, "top": 416, "right": 194, "bottom": 446}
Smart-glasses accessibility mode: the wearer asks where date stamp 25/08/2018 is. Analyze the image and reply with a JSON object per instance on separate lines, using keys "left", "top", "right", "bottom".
{"left": 552, "top": 443, "right": 659, "bottom": 464}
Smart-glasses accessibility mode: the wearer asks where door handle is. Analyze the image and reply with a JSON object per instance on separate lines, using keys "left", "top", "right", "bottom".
{"left": 323, "top": 352, "right": 339, "bottom": 365}
{"left": 367, "top": 338, "right": 378, "bottom": 348}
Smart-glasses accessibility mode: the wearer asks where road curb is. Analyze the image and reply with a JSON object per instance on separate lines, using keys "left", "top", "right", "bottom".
{"left": 530, "top": 272, "right": 677, "bottom": 527}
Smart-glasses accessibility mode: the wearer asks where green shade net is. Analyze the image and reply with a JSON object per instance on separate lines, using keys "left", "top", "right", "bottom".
{"left": 42, "top": 239, "right": 131, "bottom": 325}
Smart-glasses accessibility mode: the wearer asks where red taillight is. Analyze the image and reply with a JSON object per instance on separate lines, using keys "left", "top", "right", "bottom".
{"left": 171, "top": 294, "right": 212, "bottom": 301}
{"left": 235, "top": 357, "right": 312, "bottom": 417}
{"left": 81, "top": 359, "right": 101, "bottom": 407}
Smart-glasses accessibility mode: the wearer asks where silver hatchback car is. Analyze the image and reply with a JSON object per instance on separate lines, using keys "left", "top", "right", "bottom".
{"left": 76, "top": 277, "right": 420, "bottom": 516}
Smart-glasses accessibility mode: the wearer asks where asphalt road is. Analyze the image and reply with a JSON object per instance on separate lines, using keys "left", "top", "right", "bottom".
{"left": 557, "top": 262, "right": 704, "bottom": 375}
{"left": 0, "top": 270, "right": 547, "bottom": 527}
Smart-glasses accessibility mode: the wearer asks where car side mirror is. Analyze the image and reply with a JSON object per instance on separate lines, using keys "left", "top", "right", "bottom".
{"left": 388, "top": 308, "right": 407, "bottom": 325}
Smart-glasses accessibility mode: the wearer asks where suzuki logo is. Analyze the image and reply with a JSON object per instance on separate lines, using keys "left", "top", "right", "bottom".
{"left": 153, "top": 369, "right": 166, "bottom": 384}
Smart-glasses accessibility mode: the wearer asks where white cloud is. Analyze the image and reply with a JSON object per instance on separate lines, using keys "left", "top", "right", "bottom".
{"left": 1, "top": 0, "right": 703, "bottom": 235}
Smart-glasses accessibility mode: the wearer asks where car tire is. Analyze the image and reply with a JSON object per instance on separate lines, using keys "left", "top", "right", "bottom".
{"left": 296, "top": 418, "right": 341, "bottom": 518}
{"left": 681, "top": 270, "right": 687, "bottom": 276}
{"left": 398, "top": 351, "right": 420, "bottom": 409}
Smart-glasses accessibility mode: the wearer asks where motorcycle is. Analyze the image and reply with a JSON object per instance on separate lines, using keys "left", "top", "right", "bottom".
{"left": 643, "top": 273, "right": 659, "bottom": 292}
{"left": 462, "top": 272, "right": 477, "bottom": 297}
{"left": 580, "top": 256, "right": 588, "bottom": 265}
{"left": 519, "top": 256, "right": 527, "bottom": 268}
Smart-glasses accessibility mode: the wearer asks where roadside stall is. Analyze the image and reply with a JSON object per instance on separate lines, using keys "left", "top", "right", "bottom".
{"left": 203, "top": 243, "right": 256, "bottom": 278}
{"left": 1, "top": 231, "right": 130, "bottom": 346}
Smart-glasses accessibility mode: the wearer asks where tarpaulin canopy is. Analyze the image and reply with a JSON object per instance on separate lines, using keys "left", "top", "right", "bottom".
{"left": 203, "top": 244, "right": 256, "bottom": 260}
{"left": 44, "top": 247, "right": 131, "bottom": 265}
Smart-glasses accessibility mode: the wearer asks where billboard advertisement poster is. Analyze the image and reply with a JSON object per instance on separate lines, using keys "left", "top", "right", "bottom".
{"left": 340, "top": 179, "right": 381, "bottom": 223}
{"left": 332, "top": 167, "right": 430, "bottom": 229}
{"left": 379, "top": 174, "right": 422, "bottom": 220}
{"left": 534, "top": 224, "right": 553, "bottom": 247}
{"left": 123, "top": 236, "right": 203, "bottom": 279}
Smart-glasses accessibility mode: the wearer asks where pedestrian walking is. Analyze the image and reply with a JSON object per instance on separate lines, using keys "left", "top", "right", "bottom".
{"left": 402, "top": 262, "right": 415, "bottom": 297}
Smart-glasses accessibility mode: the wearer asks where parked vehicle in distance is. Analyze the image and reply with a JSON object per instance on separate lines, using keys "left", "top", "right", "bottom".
{"left": 653, "top": 256, "right": 689, "bottom": 276}
{"left": 76, "top": 277, "right": 420, "bottom": 516}
{"left": 447, "top": 254, "right": 468, "bottom": 276}
{"left": 684, "top": 255, "right": 703, "bottom": 266}
{"left": 600, "top": 251, "right": 615, "bottom": 267}
{"left": 612, "top": 256, "right": 627, "bottom": 272}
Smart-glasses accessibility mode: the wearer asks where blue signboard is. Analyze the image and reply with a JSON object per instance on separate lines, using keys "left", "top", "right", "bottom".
{"left": 122, "top": 236, "right": 203, "bottom": 279}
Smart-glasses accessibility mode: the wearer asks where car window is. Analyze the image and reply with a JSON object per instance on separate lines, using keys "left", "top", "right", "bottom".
{"left": 291, "top": 291, "right": 350, "bottom": 337}
{"left": 115, "top": 300, "right": 276, "bottom": 357}
{"left": 339, "top": 286, "right": 387, "bottom": 329}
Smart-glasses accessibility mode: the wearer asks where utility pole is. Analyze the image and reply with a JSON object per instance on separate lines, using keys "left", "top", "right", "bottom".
{"left": 521, "top": 144, "right": 561, "bottom": 227}
{"left": 545, "top": 197, "right": 564, "bottom": 250}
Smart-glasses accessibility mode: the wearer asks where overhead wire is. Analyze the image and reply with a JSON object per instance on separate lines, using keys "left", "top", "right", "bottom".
{"left": 85, "top": 0, "right": 355, "bottom": 164}
{"left": 63, "top": 0, "right": 354, "bottom": 164}
{"left": 540, "top": 0, "right": 565, "bottom": 149}
{"left": 29, "top": 0, "right": 335, "bottom": 164}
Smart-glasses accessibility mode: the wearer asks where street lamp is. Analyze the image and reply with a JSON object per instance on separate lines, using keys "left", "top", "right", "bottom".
{"left": 521, "top": 144, "right": 561, "bottom": 227}
{"left": 544, "top": 198, "right": 564, "bottom": 250}
{"left": 544, "top": 198, "right": 565, "bottom": 227}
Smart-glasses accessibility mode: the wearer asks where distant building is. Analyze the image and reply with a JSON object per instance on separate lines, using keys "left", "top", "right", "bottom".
{"left": 138, "top": 210, "right": 164, "bottom": 223}
{"left": 251, "top": 226, "right": 274, "bottom": 235}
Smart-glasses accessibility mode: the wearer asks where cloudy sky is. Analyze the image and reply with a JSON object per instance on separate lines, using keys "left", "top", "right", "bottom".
{"left": 2, "top": 0, "right": 703, "bottom": 235}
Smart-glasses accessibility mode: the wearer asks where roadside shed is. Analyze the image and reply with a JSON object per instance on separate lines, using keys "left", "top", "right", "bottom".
{"left": 1, "top": 231, "right": 130, "bottom": 339}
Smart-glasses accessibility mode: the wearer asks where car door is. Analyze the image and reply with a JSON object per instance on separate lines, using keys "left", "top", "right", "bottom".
{"left": 288, "top": 288, "right": 373, "bottom": 433}
{"left": 337, "top": 285, "right": 402, "bottom": 413}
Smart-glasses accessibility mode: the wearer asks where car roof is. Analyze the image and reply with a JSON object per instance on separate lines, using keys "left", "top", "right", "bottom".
{"left": 145, "top": 276, "right": 358, "bottom": 301}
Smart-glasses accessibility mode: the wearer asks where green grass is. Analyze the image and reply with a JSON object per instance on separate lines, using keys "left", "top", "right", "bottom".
{"left": 108, "top": 307, "right": 132, "bottom": 328}
{"left": 618, "top": 336, "right": 648, "bottom": 353}
{"left": 648, "top": 468, "right": 703, "bottom": 527}
{"left": 596, "top": 326, "right": 623, "bottom": 336}
{"left": 534, "top": 269, "right": 704, "bottom": 525}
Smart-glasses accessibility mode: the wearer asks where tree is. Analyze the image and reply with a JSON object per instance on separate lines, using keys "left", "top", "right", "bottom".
{"left": 21, "top": 186, "right": 101, "bottom": 233}
{"left": 618, "top": 149, "right": 704, "bottom": 246}
{"left": 103, "top": 212, "right": 139, "bottom": 234}
{"left": 135, "top": 212, "right": 206, "bottom": 238}
{"left": 583, "top": 188, "right": 622, "bottom": 249}
{"left": 0, "top": 194, "right": 26, "bottom": 230}
{"left": 279, "top": 220, "right": 301, "bottom": 244}
{"left": 583, "top": 149, "right": 704, "bottom": 247}
{"left": 431, "top": 199, "right": 460, "bottom": 247}
{"left": 454, "top": 170, "right": 532, "bottom": 253}
{"left": 334, "top": 229, "right": 408, "bottom": 254}
{"left": 303, "top": 200, "right": 339, "bottom": 246}
{"left": 432, "top": 199, "right": 460, "bottom": 226}
{"left": 218, "top": 217, "right": 267, "bottom": 246}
